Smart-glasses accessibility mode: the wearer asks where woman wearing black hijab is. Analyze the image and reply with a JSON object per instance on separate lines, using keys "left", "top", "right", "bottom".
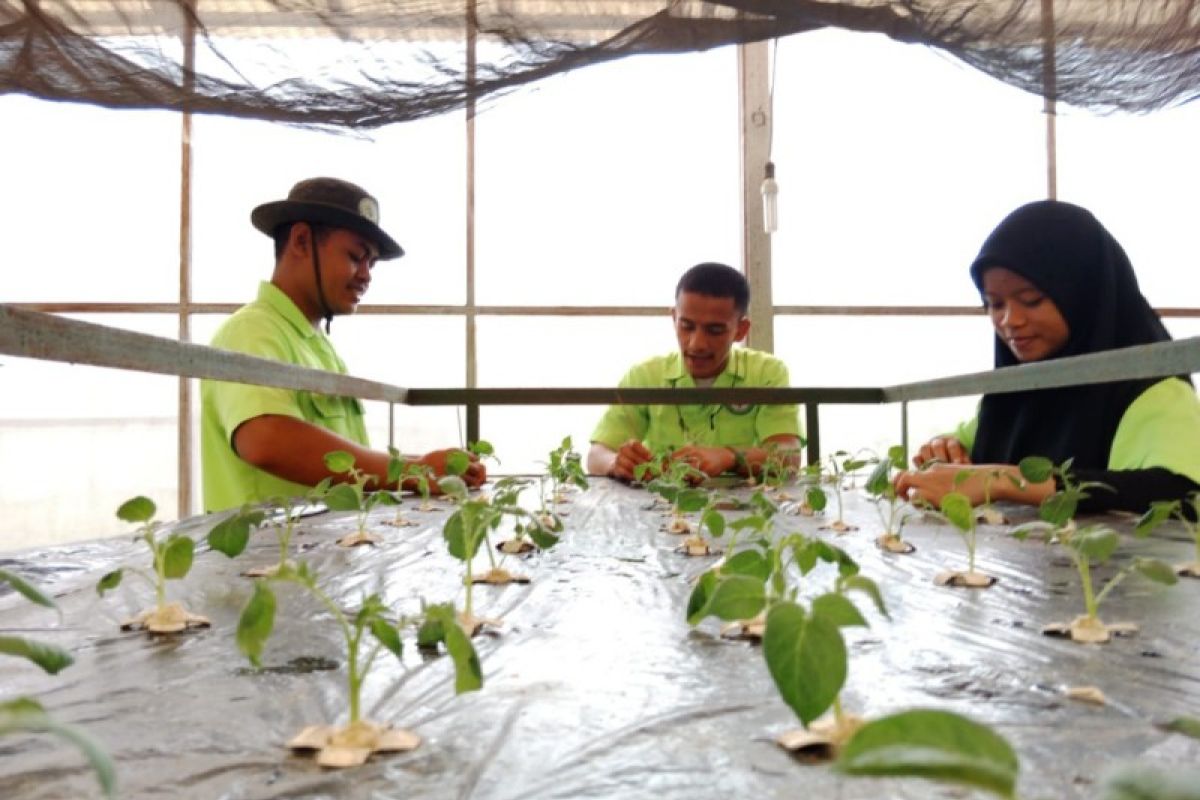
{"left": 895, "top": 200, "right": 1200, "bottom": 514}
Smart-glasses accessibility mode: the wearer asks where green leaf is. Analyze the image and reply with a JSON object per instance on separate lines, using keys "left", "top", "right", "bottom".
{"left": 806, "top": 486, "right": 827, "bottom": 511}
{"left": 1159, "top": 716, "right": 1200, "bottom": 740}
{"left": 0, "top": 698, "right": 117, "bottom": 799}
{"left": 1070, "top": 528, "right": 1119, "bottom": 563}
{"left": 812, "top": 593, "right": 867, "bottom": 628}
{"left": 702, "top": 509, "right": 726, "bottom": 538}
{"left": 1099, "top": 762, "right": 1200, "bottom": 800}
{"left": 442, "top": 618, "right": 483, "bottom": 694}
{"left": 528, "top": 526, "right": 560, "bottom": 550}
{"left": 1018, "top": 455, "right": 1054, "bottom": 484}
{"left": 0, "top": 568, "right": 57, "bottom": 612}
{"left": 887, "top": 445, "right": 907, "bottom": 469}
{"left": 702, "top": 575, "right": 766, "bottom": 623}
{"left": 471, "top": 440, "right": 496, "bottom": 457}
{"left": 162, "top": 535, "right": 195, "bottom": 579}
{"left": 237, "top": 581, "right": 276, "bottom": 668}
{"left": 116, "top": 496, "right": 155, "bottom": 523}
{"left": 837, "top": 709, "right": 1019, "bottom": 799}
{"left": 438, "top": 475, "right": 469, "bottom": 500}
{"left": 842, "top": 575, "right": 890, "bottom": 619}
{"left": 0, "top": 636, "right": 74, "bottom": 675}
{"left": 96, "top": 569, "right": 123, "bottom": 596}
{"left": 685, "top": 571, "right": 718, "bottom": 626}
{"left": 444, "top": 505, "right": 487, "bottom": 561}
{"left": 865, "top": 460, "right": 891, "bottom": 496}
{"left": 369, "top": 618, "right": 403, "bottom": 659}
{"left": 323, "top": 450, "right": 356, "bottom": 474}
{"left": 676, "top": 488, "right": 709, "bottom": 513}
{"left": 1134, "top": 558, "right": 1179, "bottom": 586}
{"left": 446, "top": 450, "right": 470, "bottom": 476}
{"left": 793, "top": 539, "right": 819, "bottom": 575}
{"left": 763, "top": 601, "right": 847, "bottom": 726}
{"left": 1135, "top": 501, "right": 1178, "bottom": 538}
{"left": 323, "top": 483, "right": 361, "bottom": 512}
{"left": 720, "top": 549, "right": 771, "bottom": 582}
{"left": 416, "top": 616, "right": 445, "bottom": 649}
{"left": 940, "top": 493, "right": 974, "bottom": 532}
{"left": 1039, "top": 492, "right": 1078, "bottom": 527}
{"left": 207, "top": 512, "right": 253, "bottom": 558}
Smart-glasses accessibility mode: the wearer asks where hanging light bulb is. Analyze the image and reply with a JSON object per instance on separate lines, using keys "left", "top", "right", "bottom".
{"left": 761, "top": 161, "right": 778, "bottom": 234}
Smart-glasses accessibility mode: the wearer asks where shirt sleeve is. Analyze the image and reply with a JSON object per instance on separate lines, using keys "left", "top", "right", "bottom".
{"left": 1109, "top": 378, "right": 1200, "bottom": 484}
{"left": 590, "top": 367, "right": 650, "bottom": 449}
{"left": 754, "top": 358, "right": 802, "bottom": 441}
{"left": 209, "top": 317, "right": 306, "bottom": 443}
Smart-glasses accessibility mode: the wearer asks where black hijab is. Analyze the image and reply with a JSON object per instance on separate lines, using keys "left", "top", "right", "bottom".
{"left": 969, "top": 200, "right": 1176, "bottom": 469}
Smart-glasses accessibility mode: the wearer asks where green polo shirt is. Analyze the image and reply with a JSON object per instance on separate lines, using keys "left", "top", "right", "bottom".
{"left": 954, "top": 377, "right": 1200, "bottom": 482}
{"left": 201, "top": 281, "right": 368, "bottom": 512}
{"left": 590, "top": 347, "right": 801, "bottom": 452}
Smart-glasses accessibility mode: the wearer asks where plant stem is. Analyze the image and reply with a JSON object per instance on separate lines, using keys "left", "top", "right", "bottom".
{"left": 146, "top": 531, "right": 166, "bottom": 612}
{"left": 1091, "top": 567, "right": 1133, "bottom": 615}
{"left": 1072, "top": 550, "right": 1098, "bottom": 619}
{"left": 967, "top": 528, "right": 976, "bottom": 574}
{"left": 832, "top": 694, "right": 846, "bottom": 728}
{"left": 302, "top": 580, "right": 358, "bottom": 724}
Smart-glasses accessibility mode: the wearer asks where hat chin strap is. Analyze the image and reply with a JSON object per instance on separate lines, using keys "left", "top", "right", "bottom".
{"left": 311, "top": 233, "right": 333, "bottom": 334}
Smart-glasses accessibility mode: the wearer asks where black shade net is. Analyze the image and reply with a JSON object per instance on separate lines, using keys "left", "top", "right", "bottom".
{"left": 2, "top": 1, "right": 1199, "bottom": 130}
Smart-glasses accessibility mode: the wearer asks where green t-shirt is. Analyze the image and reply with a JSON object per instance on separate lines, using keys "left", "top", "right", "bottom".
{"left": 200, "top": 281, "right": 368, "bottom": 512}
{"left": 590, "top": 347, "right": 801, "bottom": 452}
{"left": 954, "top": 377, "right": 1200, "bottom": 483}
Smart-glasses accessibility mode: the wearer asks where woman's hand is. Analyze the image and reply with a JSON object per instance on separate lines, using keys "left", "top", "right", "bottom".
{"left": 912, "top": 436, "right": 971, "bottom": 468}
{"left": 894, "top": 463, "right": 1053, "bottom": 509}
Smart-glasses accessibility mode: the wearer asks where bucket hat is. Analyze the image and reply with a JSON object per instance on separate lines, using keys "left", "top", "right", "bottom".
{"left": 251, "top": 177, "right": 404, "bottom": 260}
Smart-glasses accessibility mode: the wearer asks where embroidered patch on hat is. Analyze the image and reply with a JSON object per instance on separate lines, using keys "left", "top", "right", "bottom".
{"left": 358, "top": 197, "right": 380, "bottom": 223}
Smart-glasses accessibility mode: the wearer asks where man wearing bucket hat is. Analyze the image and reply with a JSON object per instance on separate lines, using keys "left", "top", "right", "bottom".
{"left": 200, "top": 177, "right": 485, "bottom": 512}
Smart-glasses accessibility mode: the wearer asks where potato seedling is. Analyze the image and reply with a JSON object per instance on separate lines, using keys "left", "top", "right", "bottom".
{"left": 324, "top": 450, "right": 399, "bottom": 547}
{"left": 97, "top": 496, "right": 210, "bottom": 633}
{"left": 757, "top": 442, "right": 799, "bottom": 499}
{"left": 205, "top": 503, "right": 273, "bottom": 576}
{"left": 864, "top": 445, "right": 915, "bottom": 553}
{"left": 687, "top": 529, "right": 888, "bottom": 756}
{"left": 818, "top": 450, "right": 869, "bottom": 533}
{"left": 642, "top": 459, "right": 709, "bottom": 535}
{"left": 438, "top": 473, "right": 557, "bottom": 634}
{"left": 543, "top": 435, "right": 588, "bottom": 506}
{"left": 1014, "top": 456, "right": 1178, "bottom": 643}
{"left": 237, "top": 561, "right": 481, "bottom": 767}
{"left": 932, "top": 490, "right": 996, "bottom": 588}
{"left": 1136, "top": 491, "right": 1200, "bottom": 577}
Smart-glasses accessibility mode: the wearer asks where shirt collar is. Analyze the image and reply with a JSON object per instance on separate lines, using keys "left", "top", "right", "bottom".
{"left": 258, "top": 281, "right": 319, "bottom": 340}
{"left": 665, "top": 348, "right": 746, "bottom": 385}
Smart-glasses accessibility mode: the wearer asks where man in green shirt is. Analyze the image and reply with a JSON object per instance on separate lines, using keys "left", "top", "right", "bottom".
{"left": 587, "top": 262, "right": 802, "bottom": 481}
{"left": 201, "top": 177, "right": 485, "bottom": 512}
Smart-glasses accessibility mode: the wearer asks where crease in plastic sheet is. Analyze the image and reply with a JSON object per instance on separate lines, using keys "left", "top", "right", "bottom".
{"left": 1, "top": 481, "right": 1199, "bottom": 799}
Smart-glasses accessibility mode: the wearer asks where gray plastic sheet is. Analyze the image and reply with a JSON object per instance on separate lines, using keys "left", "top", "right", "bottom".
{"left": 2, "top": 479, "right": 1199, "bottom": 799}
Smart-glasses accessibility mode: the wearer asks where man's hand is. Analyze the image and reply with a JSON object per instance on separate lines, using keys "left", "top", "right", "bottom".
{"left": 418, "top": 448, "right": 487, "bottom": 488}
{"left": 610, "top": 439, "right": 654, "bottom": 482}
{"left": 670, "top": 445, "right": 736, "bottom": 479}
{"left": 912, "top": 436, "right": 971, "bottom": 468}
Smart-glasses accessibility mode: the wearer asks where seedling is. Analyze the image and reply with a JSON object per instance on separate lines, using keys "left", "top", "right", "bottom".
{"left": 675, "top": 492, "right": 730, "bottom": 557}
{"left": 97, "top": 496, "right": 209, "bottom": 633}
{"left": 790, "top": 463, "right": 829, "bottom": 517}
{"left": 758, "top": 442, "right": 799, "bottom": 499}
{"left": 687, "top": 529, "right": 888, "bottom": 757}
{"left": 1136, "top": 492, "right": 1200, "bottom": 577}
{"left": 864, "top": 445, "right": 915, "bottom": 553}
{"left": 648, "top": 463, "right": 710, "bottom": 535}
{"left": 438, "top": 473, "right": 558, "bottom": 634}
{"left": 932, "top": 490, "right": 996, "bottom": 588}
{"left": 1013, "top": 456, "right": 1177, "bottom": 643}
{"left": 237, "top": 561, "right": 481, "bottom": 768}
{"left": 544, "top": 435, "right": 588, "bottom": 506}
{"left": 493, "top": 476, "right": 562, "bottom": 555}
{"left": 818, "top": 450, "right": 868, "bottom": 533}
{"left": 324, "top": 450, "right": 399, "bottom": 547}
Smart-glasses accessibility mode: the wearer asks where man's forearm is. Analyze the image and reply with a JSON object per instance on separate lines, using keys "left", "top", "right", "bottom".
{"left": 233, "top": 414, "right": 393, "bottom": 489}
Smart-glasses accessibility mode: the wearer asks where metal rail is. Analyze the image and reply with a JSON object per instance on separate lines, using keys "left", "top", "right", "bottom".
{"left": 4, "top": 304, "right": 1200, "bottom": 470}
